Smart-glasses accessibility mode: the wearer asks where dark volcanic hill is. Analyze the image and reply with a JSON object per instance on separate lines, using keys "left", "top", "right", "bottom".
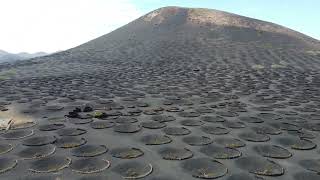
{"left": 3, "top": 6, "right": 320, "bottom": 78}
{"left": 1, "top": 7, "right": 320, "bottom": 180}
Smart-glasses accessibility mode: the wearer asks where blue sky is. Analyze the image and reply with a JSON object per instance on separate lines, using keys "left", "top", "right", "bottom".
{"left": 0, "top": 0, "right": 319, "bottom": 53}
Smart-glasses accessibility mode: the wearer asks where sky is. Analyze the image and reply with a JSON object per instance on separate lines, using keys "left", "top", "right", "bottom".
{"left": 0, "top": 0, "right": 319, "bottom": 53}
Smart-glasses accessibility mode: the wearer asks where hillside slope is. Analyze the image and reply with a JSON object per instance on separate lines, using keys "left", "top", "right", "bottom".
{"left": 0, "top": 6, "right": 320, "bottom": 180}
{"left": 3, "top": 6, "right": 319, "bottom": 78}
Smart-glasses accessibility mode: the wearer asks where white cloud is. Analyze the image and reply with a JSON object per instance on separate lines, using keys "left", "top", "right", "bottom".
{"left": 0, "top": 0, "right": 142, "bottom": 53}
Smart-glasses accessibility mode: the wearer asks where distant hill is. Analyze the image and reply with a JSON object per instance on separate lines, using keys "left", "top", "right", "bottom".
{"left": 0, "top": 50, "right": 49, "bottom": 63}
